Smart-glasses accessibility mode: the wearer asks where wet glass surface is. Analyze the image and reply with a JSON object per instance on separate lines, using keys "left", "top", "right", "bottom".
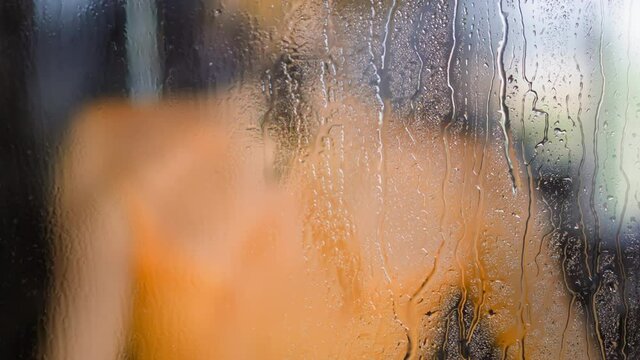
{"left": 2, "top": 0, "right": 640, "bottom": 358}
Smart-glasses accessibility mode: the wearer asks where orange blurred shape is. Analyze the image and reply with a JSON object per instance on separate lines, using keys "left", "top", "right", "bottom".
{"left": 50, "top": 97, "right": 566, "bottom": 359}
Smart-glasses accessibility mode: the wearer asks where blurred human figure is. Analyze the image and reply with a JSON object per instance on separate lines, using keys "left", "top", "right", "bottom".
{"left": 46, "top": 82, "right": 580, "bottom": 358}
{"left": 44, "top": 1, "right": 623, "bottom": 359}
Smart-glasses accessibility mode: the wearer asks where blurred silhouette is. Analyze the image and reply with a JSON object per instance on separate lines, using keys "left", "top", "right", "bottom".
{"left": 49, "top": 95, "right": 537, "bottom": 359}
{"left": 1, "top": 0, "right": 638, "bottom": 358}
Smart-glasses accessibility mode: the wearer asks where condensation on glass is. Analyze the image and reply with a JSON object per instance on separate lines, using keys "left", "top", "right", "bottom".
{"left": 27, "top": 0, "right": 640, "bottom": 359}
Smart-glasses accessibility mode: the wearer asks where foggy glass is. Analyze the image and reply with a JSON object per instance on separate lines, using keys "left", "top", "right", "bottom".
{"left": 2, "top": 0, "right": 640, "bottom": 359}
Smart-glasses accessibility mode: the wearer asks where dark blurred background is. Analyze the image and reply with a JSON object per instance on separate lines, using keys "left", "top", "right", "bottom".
{"left": 0, "top": 1, "right": 126, "bottom": 357}
{"left": 0, "top": 2, "right": 48, "bottom": 358}
{"left": 0, "top": 0, "right": 215, "bottom": 357}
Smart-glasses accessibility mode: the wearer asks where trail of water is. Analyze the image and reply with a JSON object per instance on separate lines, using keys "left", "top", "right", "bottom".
{"left": 515, "top": 2, "right": 536, "bottom": 356}
{"left": 411, "top": 12, "right": 425, "bottom": 105}
{"left": 496, "top": 0, "right": 518, "bottom": 192}
{"left": 572, "top": 56, "right": 593, "bottom": 282}
{"left": 463, "top": 2, "right": 495, "bottom": 347}
{"left": 439, "top": 0, "right": 470, "bottom": 354}
{"left": 366, "top": 0, "right": 391, "bottom": 284}
{"left": 613, "top": 2, "right": 634, "bottom": 357}
{"left": 319, "top": 0, "right": 332, "bottom": 113}
{"left": 589, "top": 1, "right": 607, "bottom": 357}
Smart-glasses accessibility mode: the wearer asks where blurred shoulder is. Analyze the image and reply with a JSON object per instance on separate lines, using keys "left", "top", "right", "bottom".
{"left": 56, "top": 96, "right": 265, "bottom": 209}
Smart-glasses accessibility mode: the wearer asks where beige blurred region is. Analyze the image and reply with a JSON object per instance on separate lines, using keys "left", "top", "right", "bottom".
{"left": 46, "top": 89, "right": 583, "bottom": 359}
{"left": 223, "top": 0, "right": 290, "bottom": 26}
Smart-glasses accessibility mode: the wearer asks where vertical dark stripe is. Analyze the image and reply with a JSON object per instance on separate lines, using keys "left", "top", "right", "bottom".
{"left": 0, "top": 1, "right": 48, "bottom": 358}
{"left": 157, "top": 0, "right": 205, "bottom": 93}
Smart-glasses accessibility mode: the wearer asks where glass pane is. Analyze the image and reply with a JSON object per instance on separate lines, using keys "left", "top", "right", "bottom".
{"left": 2, "top": 0, "right": 640, "bottom": 358}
